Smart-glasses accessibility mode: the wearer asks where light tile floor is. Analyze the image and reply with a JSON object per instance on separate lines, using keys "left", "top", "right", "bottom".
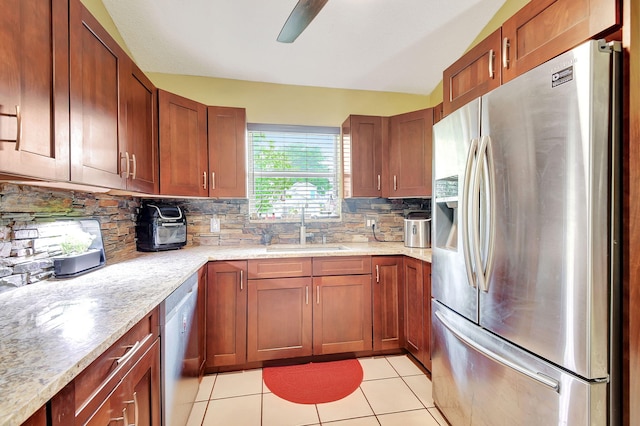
{"left": 186, "top": 355, "right": 448, "bottom": 426}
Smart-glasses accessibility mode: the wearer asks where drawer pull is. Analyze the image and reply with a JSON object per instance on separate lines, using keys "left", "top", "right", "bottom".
{"left": 375, "top": 264, "right": 380, "bottom": 283}
{"left": 502, "top": 37, "right": 510, "bottom": 69}
{"left": 116, "top": 340, "right": 141, "bottom": 365}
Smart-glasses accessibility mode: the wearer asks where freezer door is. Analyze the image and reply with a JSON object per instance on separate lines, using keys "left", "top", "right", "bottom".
{"left": 432, "top": 98, "right": 480, "bottom": 323}
{"left": 432, "top": 301, "right": 607, "bottom": 426}
{"left": 479, "top": 40, "right": 614, "bottom": 379}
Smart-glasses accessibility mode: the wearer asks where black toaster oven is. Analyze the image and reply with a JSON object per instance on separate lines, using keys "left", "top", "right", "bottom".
{"left": 136, "top": 204, "right": 187, "bottom": 251}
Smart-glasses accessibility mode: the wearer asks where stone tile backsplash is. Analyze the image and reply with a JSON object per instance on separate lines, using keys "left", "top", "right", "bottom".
{"left": 0, "top": 183, "right": 430, "bottom": 292}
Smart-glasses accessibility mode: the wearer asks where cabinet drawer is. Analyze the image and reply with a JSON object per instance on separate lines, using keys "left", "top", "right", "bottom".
{"left": 312, "top": 256, "right": 371, "bottom": 276}
{"left": 248, "top": 257, "right": 312, "bottom": 279}
{"left": 74, "top": 308, "right": 159, "bottom": 419}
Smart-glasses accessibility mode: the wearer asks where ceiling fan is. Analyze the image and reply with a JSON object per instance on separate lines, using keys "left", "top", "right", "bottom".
{"left": 277, "top": 0, "right": 329, "bottom": 43}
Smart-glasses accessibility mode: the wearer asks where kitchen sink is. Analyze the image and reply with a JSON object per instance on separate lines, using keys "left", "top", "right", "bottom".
{"left": 265, "top": 245, "right": 351, "bottom": 252}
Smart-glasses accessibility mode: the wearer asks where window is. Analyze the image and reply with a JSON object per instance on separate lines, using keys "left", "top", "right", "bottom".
{"left": 247, "top": 124, "right": 340, "bottom": 221}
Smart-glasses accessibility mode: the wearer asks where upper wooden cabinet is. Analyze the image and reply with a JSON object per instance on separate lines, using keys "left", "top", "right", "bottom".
{"left": 158, "top": 90, "right": 208, "bottom": 197}
{"left": 0, "top": 0, "right": 70, "bottom": 181}
{"left": 69, "top": 0, "right": 127, "bottom": 188}
{"left": 501, "top": 0, "right": 620, "bottom": 83}
{"left": 342, "top": 115, "right": 384, "bottom": 198}
{"left": 387, "top": 108, "right": 433, "bottom": 198}
{"left": 207, "top": 106, "right": 247, "bottom": 198}
{"left": 123, "top": 61, "right": 159, "bottom": 193}
{"left": 443, "top": 28, "right": 501, "bottom": 116}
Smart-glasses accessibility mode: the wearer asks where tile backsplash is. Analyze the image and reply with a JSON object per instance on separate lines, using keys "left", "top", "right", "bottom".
{"left": 0, "top": 183, "right": 429, "bottom": 292}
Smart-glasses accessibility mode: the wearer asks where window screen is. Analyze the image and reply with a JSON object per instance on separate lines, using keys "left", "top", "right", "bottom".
{"left": 247, "top": 123, "right": 340, "bottom": 221}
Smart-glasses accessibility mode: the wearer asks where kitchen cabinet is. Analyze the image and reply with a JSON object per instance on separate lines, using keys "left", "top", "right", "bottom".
{"left": 404, "top": 256, "right": 424, "bottom": 362}
{"left": 0, "top": 0, "right": 70, "bottom": 181}
{"left": 312, "top": 256, "right": 372, "bottom": 355}
{"left": 206, "top": 261, "right": 247, "bottom": 368}
{"left": 422, "top": 261, "right": 432, "bottom": 370}
{"left": 372, "top": 256, "right": 404, "bottom": 351}
{"left": 501, "top": 0, "right": 620, "bottom": 83}
{"left": 122, "top": 60, "right": 159, "bottom": 193}
{"left": 387, "top": 108, "right": 433, "bottom": 198}
{"left": 69, "top": 0, "right": 127, "bottom": 188}
{"left": 50, "top": 308, "right": 160, "bottom": 426}
{"left": 207, "top": 106, "right": 247, "bottom": 198}
{"left": 442, "top": 28, "right": 501, "bottom": 116}
{"left": 158, "top": 90, "right": 208, "bottom": 197}
{"left": 20, "top": 407, "right": 46, "bottom": 426}
{"left": 342, "top": 115, "right": 385, "bottom": 198}
{"left": 433, "top": 103, "right": 444, "bottom": 125}
{"left": 247, "top": 258, "right": 313, "bottom": 362}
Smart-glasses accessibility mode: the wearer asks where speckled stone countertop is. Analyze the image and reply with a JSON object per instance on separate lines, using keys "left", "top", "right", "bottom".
{"left": 0, "top": 242, "right": 430, "bottom": 426}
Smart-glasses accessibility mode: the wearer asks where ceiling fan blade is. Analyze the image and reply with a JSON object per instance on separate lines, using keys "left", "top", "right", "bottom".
{"left": 277, "top": 0, "right": 328, "bottom": 43}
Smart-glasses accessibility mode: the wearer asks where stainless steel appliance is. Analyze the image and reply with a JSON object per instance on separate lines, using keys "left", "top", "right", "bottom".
{"left": 160, "top": 273, "right": 200, "bottom": 426}
{"left": 404, "top": 215, "right": 431, "bottom": 248}
{"left": 431, "top": 39, "right": 621, "bottom": 425}
{"left": 136, "top": 204, "right": 187, "bottom": 251}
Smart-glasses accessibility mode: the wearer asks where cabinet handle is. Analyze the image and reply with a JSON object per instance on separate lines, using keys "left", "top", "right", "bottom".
{"left": 316, "top": 285, "right": 320, "bottom": 304}
{"left": 203, "top": 172, "right": 207, "bottom": 189}
{"left": 377, "top": 174, "right": 381, "bottom": 191}
{"left": 305, "top": 286, "right": 309, "bottom": 305}
{"left": 239, "top": 270, "right": 243, "bottom": 291}
{"left": 123, "top": 392, "right": 138, "bottom": 426}
{"left": 393, "top": 175, "right": 397, "bottom": 191}
{"left": 375, "top": 265, "right": 380, "bottom": 283}
{"left": 211, "top": 172, "right": 216, "bottom": 190}
{"left": 502, "top": 37, "right": 510, "bottom": 69}
{"left": 115, "top": 340, "right": 141, "bottom": 365}
{"left": 131, "top": 153, "right": 137, "bottom": 180}
{"left": 121, "top": 152, "right": 131, "bottom": 179}
{"left": 0, "top": 106, "right": 21, "bottom": 151}
{"left": 122, "top": 406, "right": 130, "bottom": 426}
{"left": 488, "top": 49, "right": 495, "bottom": 79}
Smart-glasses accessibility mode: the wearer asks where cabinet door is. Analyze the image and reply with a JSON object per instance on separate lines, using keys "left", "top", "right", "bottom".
{"left": 0, "top": 0, "right": 69, "bottom": 181}
{"left": 123, "top": 60, "right": 158, "bottom": 193}
{"left": 158, "top": 90, "right": 208, "bottom": 197}
{"left": 372, "top": 256, "right": 404, "bottom": 351}
{"left": 207, "top": 106, "right": 246, "bottom": 198}
{"left": 404, "top": 257, "right": 423, "bottom": 361}
{"left": 197, "top": 265, "right": 207, "bottom": 377}
{"left": 84, "top": 384, "right": 124, "bottom": 426}
{"left": 501, "top": 0, "right": 620, "bottom": 83}
{"left": 313, "top": 274, "right": 372, "bottom": 355}
{"left": 442, "top": 28, "right": 501, "bottom": 116}
{"left": 342, "top": 115, "right": 383, "bottom": 198}
{"left": 387, "top": 108, "right": 433, "bottom": 198}
{"left": 247, "top": 277, "right": 313, "bottom": 362}
{"left": 422, "top": 262, "right": 432, "bottom": 371}
{"left": 206, "top": 261, "right": 247, "bottom": 368}
{"left": 20, "top": 406, "right": 47, "bottom": 426}
{"left": 121, "top": 339, "right": 161, "bottom": 426}
{"left": 69, "top": 0, "right": 126, "bottom": 188}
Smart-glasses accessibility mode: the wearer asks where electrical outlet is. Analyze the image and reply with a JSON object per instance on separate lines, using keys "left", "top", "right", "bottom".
{"left": 210, "top": 217, "right": 221, "bottom": 233}
{"left": 365, "top": 216, "right": 376, "bottom": 229}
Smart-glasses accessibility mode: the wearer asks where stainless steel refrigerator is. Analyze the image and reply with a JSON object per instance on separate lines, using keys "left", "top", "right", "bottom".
{"left": 431, "top": 39, "right": 621, "bottom": 425}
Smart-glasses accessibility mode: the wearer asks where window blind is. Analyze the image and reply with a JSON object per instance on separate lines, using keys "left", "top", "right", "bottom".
{"left": 247, "top": 124, "right": 340, "bottom": 220}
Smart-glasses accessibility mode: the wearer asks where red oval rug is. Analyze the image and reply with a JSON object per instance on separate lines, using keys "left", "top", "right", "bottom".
{"left": 263, "top": 359, "right": 363, "bottom": 404}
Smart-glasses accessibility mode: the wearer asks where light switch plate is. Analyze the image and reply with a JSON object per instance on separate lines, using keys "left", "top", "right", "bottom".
{"left": 210, "top": 217, "right": 221, "bottom": 233}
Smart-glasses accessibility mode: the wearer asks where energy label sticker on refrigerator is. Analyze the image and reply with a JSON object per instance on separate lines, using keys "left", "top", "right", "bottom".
{"left": 552, "top": 66, "right": 574, "bottom": 87}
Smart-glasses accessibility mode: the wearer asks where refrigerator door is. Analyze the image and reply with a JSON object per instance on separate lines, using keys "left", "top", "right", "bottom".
{"left": 479, "top": 40, "right": 614, "bottom": 379}
{"left": 432, "top": 98, "right": 480, "bottom": 323}
{"left": 432, "top": 300, "right": 608, "bottom": 426}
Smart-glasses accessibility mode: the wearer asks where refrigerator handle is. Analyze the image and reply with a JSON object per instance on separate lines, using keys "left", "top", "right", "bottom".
{"left": 482, "top": 135, "right": 497, "bottom": 291}
{"left": 435, "top": 311, "right": 560, "bottom": 392}
{"left": 463, "top": 138, "right": 479, "bottom": 289}
{"left": 472, "top": 136, "right": 487, "bottom": 292}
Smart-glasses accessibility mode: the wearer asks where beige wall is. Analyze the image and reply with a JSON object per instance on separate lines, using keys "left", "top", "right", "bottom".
{"left": 81, "top": 0, "right": 529, "bottom": 125}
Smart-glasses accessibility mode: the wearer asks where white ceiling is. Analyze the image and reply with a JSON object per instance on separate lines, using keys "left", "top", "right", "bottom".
{"left": 102, "top": 0, "right": 507, "bottom": 96}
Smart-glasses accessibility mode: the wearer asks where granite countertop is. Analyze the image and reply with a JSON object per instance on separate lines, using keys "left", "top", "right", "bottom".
{"left": 0, "top": 242, "right": 431, "bottom": 426}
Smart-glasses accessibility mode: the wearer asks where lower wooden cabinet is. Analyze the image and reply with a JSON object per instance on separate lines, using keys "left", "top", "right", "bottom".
{"left": 20, "top": 407, "right": 47, "bottom": 426}
{"left": 205, "top": 261, "right": 247, "bottom": 368}
{"left": 372, "top": 256, "right": 405, "bottom": 351}
{"left": 404, "top": 257, "right": 432, "bottom": 370}
{"left": 247, "top": 277, "right": 313, "bottom": 362}
{"left": 313, "top": 274, "right": 372, "bottom": 355}
{"left": 50, "top": 309, "right": 160, "bottom": 426}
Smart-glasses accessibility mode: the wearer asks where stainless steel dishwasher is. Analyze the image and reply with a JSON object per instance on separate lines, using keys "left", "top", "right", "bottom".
{"left": 160, "top": 272, "right": 199, "bottom": 426}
